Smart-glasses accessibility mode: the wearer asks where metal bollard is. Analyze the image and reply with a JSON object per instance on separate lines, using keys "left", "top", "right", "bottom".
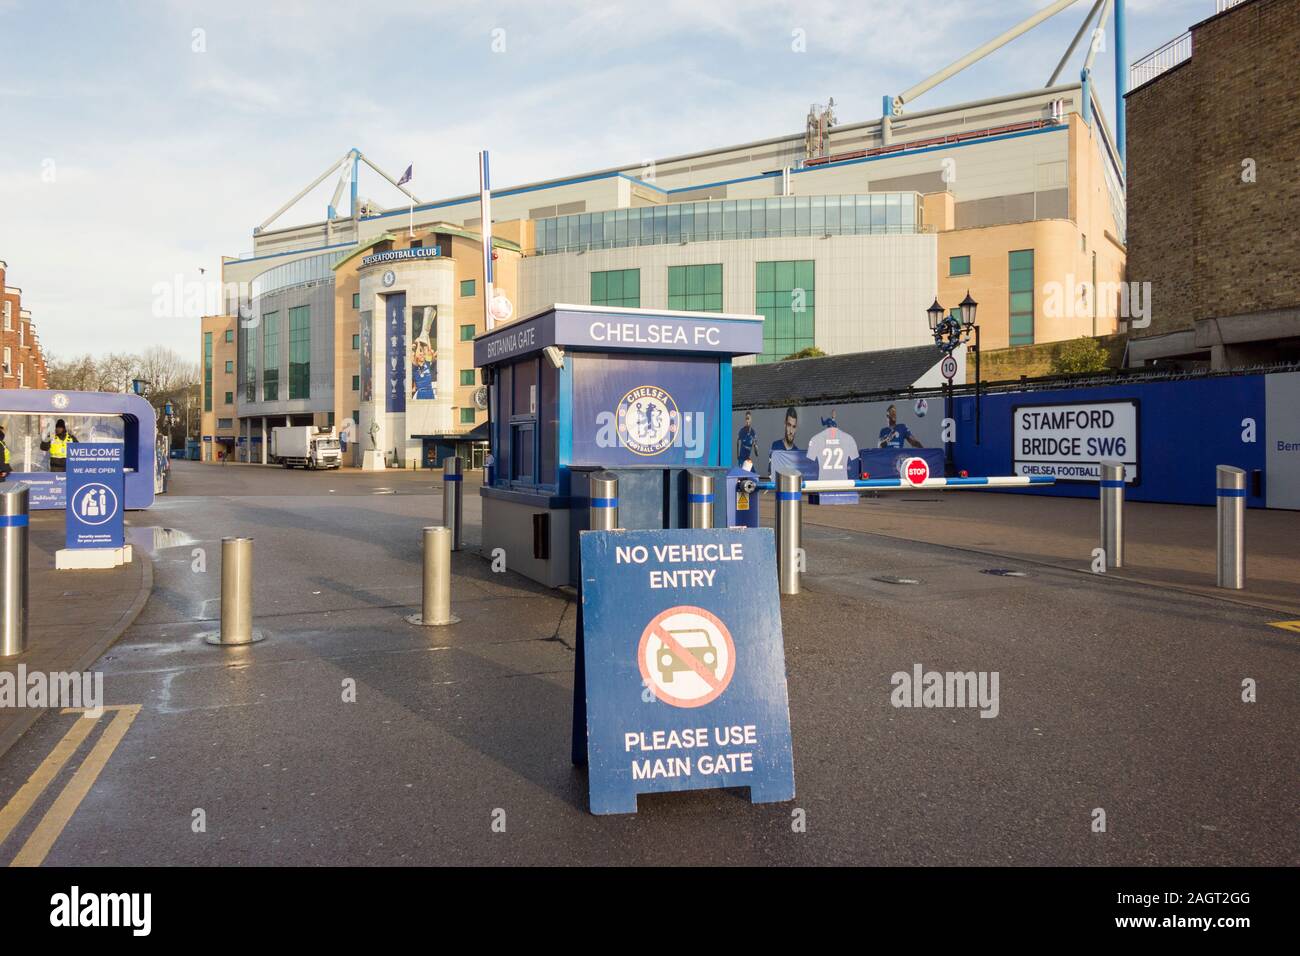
{"left": 1, "top": 483, "right": 30, "bottom": 658}
{"left": 1216, "top": 465, "right": 1246, "bottom": 590}
{"left": 1099, "top": 460, "right": 1125, "bottom": 570}
{"left": 205, "top": 536, "right": 264, "bottom": 645}
{"left": 589, "top": 472, "right": 619, "bottom": 532}
{"left": 407, "top": 526, "right": 459, "bottom": 626}
{"left": 687, "top": 470, "right": 714, "bottom": 529}
{"left": 775, "top": 469, "right": 802, "bottom": 595}
{"left": 442, "top": 455, "right": 463, "bottom": 552}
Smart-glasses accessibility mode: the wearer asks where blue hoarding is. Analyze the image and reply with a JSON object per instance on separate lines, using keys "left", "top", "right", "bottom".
{"left": 65, "top": 443, "right": 125, "bottom": 550}
{"left": 575, "top": 527, "right": 796, "bottom": 815}
{"left": 953, "top": 376, "right": 1268, "bottom": 507}
{"left": 570, "top": 354, "right": 720, "bottom": 466}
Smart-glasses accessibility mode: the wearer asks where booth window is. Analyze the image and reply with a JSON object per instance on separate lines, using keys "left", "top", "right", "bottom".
{"left": 289, "top": 305, "right": 311, "bottom": 399}
{"left": 1009, "top": 249, "right": 1035, "bottom": 346}
{"left": 591, "top": 269, "right": 640, "bottom": 308}
{"left": 494, "top": 355, "right": 557, "bottom": 491}
{"left": 949, "top": 255, "right": 971, "bottom": 277}
{"left": 668, "top": 264, "right": 722, "bottom": 312}
{"left": 203, "top": 332, "right": 213, "bottom": 411}
{"left": 755, "top": 259, "right": 815, "bottom": 363}
{"left": 262, "top": 311, "right": 279, "bottom": 401}
{"left": 460, "top": 279, "right": 475, "bottom": 297}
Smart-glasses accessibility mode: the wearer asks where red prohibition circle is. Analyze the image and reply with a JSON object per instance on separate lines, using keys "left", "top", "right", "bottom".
{"left": 637, "top": 605, "right": 736, "bottom": 708}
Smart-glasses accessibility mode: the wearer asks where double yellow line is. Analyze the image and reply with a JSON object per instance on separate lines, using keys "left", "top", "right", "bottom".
{"left": 0, "top": 705, "right": 140, "bottom": 867}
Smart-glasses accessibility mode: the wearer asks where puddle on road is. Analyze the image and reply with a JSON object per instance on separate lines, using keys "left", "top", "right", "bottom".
{"left": 126, "top": 525, "right": 197, "bottom": 554}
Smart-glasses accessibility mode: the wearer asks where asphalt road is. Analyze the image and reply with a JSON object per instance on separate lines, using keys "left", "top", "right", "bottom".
{"left": 0, "top": 460, "right": 1294, "bottom": 865}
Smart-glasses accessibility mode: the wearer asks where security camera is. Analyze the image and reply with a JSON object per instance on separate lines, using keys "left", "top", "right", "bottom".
{"left": 543, "top": 345, "right": 565, "bottom": 370}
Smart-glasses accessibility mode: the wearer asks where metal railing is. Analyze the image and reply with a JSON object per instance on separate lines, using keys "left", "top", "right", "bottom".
{"left": 1130, "top": 32, "right": 1192, "bottom": 89}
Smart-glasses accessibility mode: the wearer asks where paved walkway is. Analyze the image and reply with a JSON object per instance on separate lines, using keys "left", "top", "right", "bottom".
{"left": 762, "top": 491, "right": 1300, "bottom": 616}
{"left": 0, "top": 510, "right": 153, "bottom": 760}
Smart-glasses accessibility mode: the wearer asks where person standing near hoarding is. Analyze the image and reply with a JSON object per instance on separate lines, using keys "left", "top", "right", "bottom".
{"left": 0, "top": 425, "right": 11, "bottom": 481}
{"left": 40, "top": 418, "right": 78, "bottom": 472}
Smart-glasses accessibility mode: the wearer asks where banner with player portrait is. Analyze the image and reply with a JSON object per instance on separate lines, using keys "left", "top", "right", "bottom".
{"left": 409, "top": 305, "right": 438, "bottom": 403}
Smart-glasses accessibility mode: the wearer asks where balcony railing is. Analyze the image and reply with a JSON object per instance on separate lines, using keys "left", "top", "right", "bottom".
{"left": 1130, "top": 31, "right": 1192, "bottom": 89}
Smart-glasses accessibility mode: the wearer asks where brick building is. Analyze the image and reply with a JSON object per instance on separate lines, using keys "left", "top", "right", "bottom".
{"left": 1125, "top": 0, "right": 1300, "bottom": 368}
{"left": 1, "top": 260, "right": 50, "bottom": 390}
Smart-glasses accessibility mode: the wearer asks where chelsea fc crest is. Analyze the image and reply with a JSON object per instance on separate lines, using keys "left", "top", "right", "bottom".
{"left": 616, "top": 385, "right": 679, "bottom": 456}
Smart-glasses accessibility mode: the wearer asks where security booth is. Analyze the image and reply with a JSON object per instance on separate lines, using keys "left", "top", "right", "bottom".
{"left": 0, "top": 389, "right": 157, "bottom": 511}
{"left": 475, "top": 304, "right": 762, "bottom": 588}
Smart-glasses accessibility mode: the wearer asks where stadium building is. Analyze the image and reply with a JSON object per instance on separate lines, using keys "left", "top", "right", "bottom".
{"left": 205, "top": 8, "right": 1129, "bottom": 468}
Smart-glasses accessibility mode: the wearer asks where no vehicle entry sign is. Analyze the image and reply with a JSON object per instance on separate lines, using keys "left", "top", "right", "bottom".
{"left": 574, "top": 528, "right": 796, "bottom": 815}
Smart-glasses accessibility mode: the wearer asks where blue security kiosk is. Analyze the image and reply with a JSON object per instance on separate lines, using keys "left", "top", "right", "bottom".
{"left": 0, "top": 389, "right": 157, "bottom": 511}
{"left": 475, "top": 304, "right": 762, "bottom": 588}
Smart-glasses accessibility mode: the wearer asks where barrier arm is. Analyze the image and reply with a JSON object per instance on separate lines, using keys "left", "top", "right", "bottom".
{"left": 756, "top": 476, "right": 1056, "bottom": 492}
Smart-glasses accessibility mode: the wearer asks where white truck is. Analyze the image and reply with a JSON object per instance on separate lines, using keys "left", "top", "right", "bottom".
{"left": 270, "top": 426, "right": 342, "bottom": 470}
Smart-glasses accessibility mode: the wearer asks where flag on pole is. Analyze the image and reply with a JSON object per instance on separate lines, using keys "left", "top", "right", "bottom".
{"left": 397, "top": 164, "right": 413, "bottom": 186}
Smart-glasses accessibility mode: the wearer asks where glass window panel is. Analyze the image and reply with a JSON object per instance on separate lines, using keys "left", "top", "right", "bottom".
{"left": 1010, "top": 249, "right": 1034, "bottom": 271}
{"left": 1010, "top": 291, "right": 1034, "bottom": 313}
{"left": 737, "top": 200, "right": 751, "bottom": 236}
{"left": 871, "top": 194, "right": 887, "bottom": 229}
{"left": 709, "top": 203, "right": 722, "bottom": 237}
{"left": 667, "top": 205, "right": 680, "bottom": 241}
{"left": 591, "top": 271, "right": 607, "bottom": 302}
{"left": 766, "top": 198, "right": 781, "bottom": 234}
{"left": 686, "top": 266, "right": 705, "bottom": 295}
{"left": 795, "top": 260, "right": 815, "bottom": 291}
{"left": 722, "top": 201, "right": 736, "bottom": 237}
{"left": 668, "top": 266, "right": 686, "bottom": 296}
{"left": 774, "top": 260, "right": 795, "bottom": 291}
{"left": 705, "top": 264, "right": 722, "bottom": 295}
{"left": 756, "top": 262, "right": 774, "bottom": 292}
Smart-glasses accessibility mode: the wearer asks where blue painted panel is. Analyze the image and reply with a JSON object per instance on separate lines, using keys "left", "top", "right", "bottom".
{"left": 576, "top": 528, "right": 795, "bottom": 815}
{"left": 570, "top": 354, "right": 720, "bottom": 467}
{"left": 954, "top": 377, "right": 1268, "bottom": 506}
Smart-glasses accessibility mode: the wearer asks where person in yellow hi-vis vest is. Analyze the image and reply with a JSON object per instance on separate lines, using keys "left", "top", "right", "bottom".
{"left": 40, "top": 418, "right": 78, "bottom": 473}
{"left": 0, "top": 424, "right": 11, "bottom": 481}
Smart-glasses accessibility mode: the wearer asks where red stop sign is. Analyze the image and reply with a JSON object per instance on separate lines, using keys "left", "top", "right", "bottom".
{"left": 903, "top": 457, "right": 929, "bottom": 486}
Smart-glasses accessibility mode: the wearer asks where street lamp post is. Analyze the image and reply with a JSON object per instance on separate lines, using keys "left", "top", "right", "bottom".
{"left": 926, "top": 292, "right": 979, "bottom": 476}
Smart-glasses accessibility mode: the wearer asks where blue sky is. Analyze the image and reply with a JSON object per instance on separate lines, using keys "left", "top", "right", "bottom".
{"left": 0, "top": 0, "right": 1207, "bottom": 360}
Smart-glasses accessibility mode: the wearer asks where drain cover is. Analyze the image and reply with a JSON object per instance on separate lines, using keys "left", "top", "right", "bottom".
{"left": 873, "top": 575, "right": 922, "bottom": 585}
{"left": 981, "top": 569, "right": 1029, "bottom": 577}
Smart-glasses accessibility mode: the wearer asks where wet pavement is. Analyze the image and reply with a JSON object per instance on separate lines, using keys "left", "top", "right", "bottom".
{"left": 0, "top": 460, "right": 1294, "bottom": 865}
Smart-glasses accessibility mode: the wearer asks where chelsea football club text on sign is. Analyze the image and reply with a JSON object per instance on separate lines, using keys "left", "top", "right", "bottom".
{"left": 65, "top": 443, "right": 125, "bottom": 550}
{"left": 574, "top": 527, "right": 796, "bottom": 815}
